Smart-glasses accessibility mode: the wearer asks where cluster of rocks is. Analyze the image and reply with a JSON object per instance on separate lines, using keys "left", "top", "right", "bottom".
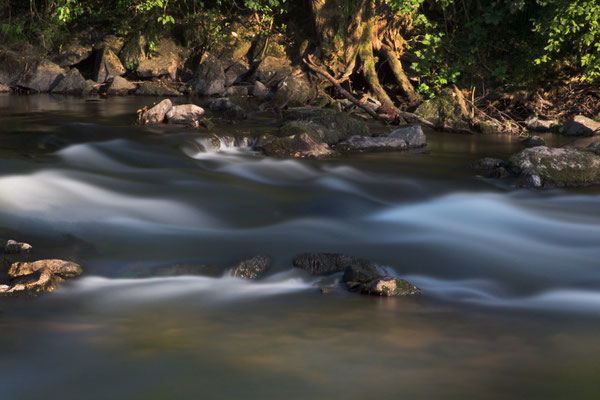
{"left": 472, "top": 142, "right": 600, "bottom": 188}
{"left": 147, "top": 252, "right": 419, "bottom": 297}
{"left": 138, "top": 99, "right": 205, "bottom": 126}
{"left": 1, "top": 240, "right": 82, "bottom": 295}
{"left": 292, "top": 253, "right": 420, "bottom": 297}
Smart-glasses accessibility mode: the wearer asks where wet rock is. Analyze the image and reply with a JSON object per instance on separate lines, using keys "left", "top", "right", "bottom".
{"left": 255, "top": 56, "right": 292, "bottom": 87}
{"left": 136, "top": 39, "right": 180, "bottom": 80}
{"left": 292, "top": 253, "right": 377, "bottom": 275}
{"left": 470, "top": 157, "right": 505, "bottom": 170}
{"left": 252, "top": 80, "right": 269, "bottom": 99}
{"left": 416, "top": 87, "right": 471, "bottom": 131}
{"left": 135, "top": 82, "right": 181, "bottom": 96}
{"left": 1, "top": 259, "right": 82, "bottom": 294}
{"left": 230, "top": 255, "right": 271, "bottom": 280}
{"left": 192, "top": 54, "right": 226, "bottom": 96}
{"left": 93, "top": 47, "right": 126, "bottom": 83}
{"left": 562, "top": 115, "right": 600, "bottom": 137}
{"left": 260, "top": 133, "right": 334, "bottom": 158}
{"left": 51, "top": 68, "right": 87, "bottom": 94}
{"left": 586, "top": 141, "right": 600, "bottom": 155}
{"left": 166, "top": 104, "right": 205, "bottom": 125}
{"left": 0, "top": 83, "right": 11, "bottom": 92}
{"left": 140, "top": 99, "right": 173, "bottom": 124}
{"left": 337, "top": 136, "right": 408, "bottom": 152}
{"left": 524, "top": 116, "right": 558, "bottom": 132}
{"left": 271, "top": 75, "right": 315, "bottom": 108}
{"left": 390, "top": 126, "right": 427, "bottom": 148}
{"left": 106, "top": 76, "right": 137, "bottom": 95}
{"left": 283, "top": 107, "right": 370, "bottom": 145}
{"left": 508, "top": 146, "right": 600, "bottom": 187}
{"left": 17, "top": 60, "right": 64, "bottom": 92}
{"left": 521, "top": 135, "right": 546, "bottom": 147}
{"left": 208, "top": 98, "right": 247, "bottom": 119}
{"left": 4, "top": 240, "right": 32, "bottom": 254}
{"left": 119, "top": 35, "right": 146, "bottom": 70}
{"left": 357, "top": 277, "right": 421, "bottom": 297}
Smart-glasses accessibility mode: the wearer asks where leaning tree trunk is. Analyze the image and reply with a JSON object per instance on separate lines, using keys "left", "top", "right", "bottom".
{"left": 308, "top": 0, "right": 420, "bottom": 112}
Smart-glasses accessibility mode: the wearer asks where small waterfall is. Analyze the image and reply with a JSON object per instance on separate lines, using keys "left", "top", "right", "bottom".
{"left": 194, "top": 135, "right": 257, "bottom": 153}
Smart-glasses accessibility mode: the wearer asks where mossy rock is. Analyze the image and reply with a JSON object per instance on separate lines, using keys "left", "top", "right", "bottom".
{"left": 416, "top": 88, "right": 471, "bottom": 131}
{"left": 508, "top": 146, "right": 600, "bottom": 187}
{"left": 271, "top": 75, "right": 316, "bottom": 108}
{"left": 283, "top": 107, "right": 369, "bottom": 145}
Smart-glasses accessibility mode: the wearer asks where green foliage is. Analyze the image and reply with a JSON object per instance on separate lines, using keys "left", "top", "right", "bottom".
{"left": 533, "top": 0, "right": 600, "bottom": 80}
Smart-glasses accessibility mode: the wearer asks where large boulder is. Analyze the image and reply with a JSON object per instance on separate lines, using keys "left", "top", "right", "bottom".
{"left": 271, "top": 75, "right": 315, "bottom": 108}
{"left": 390, "top": 125, "right": 427, "bottom": 147}
{"left": 139, "top": 99, "right": 173, "bottom": 124}
{"left": 93, "top": 47, "right": 126, "bottom": 83}
{"left": 524, "top": 116, "right": 558, "bottom": 132}
{"left": 416, "top": 87, "right": 471, "bottom": 131}
{"left": 282, "top": 108, "right": 370, "bottom": 145}
{"left": 508, "top": 146, "right": 600, "bottom": 187}
{"left": 259, "top": 133, "right": 334, "bottom": 158}
{"left": 0, "top": 50, "right": 26, "bottom": 85}
{"left": 135, "top": 82, "right": 181, "bottom": 96}
{"left": 17, "top": 60, "right": 64, "bottom": 92}
{"left": 119, "top": 35, "right": 147, "bottom": 70}
{"left": 165, "top": 104, "right": 205, "bottom": 125}
{"left": 562, "top": 115, "right": 600, "bottom": 137}
{"left": 224, "top": 61, "right": 250, "bottom": 86}
{"left": 208, "top": 98, "right": 247, "bottom": 119}
{"left": 51, "top": 68, "right": 87, "bottom": 94}
{"left": 106, "top": 76, "right": 137, "bottom": 95}
{"left": 230, "top": 255, "right": 271, "bottom": 280}
{"left": 192, "top": 54, "right": 226, "bottom": 96}
{"left": 136, "top": 39, "right": 180, "bottom": 80}
{"left": 1, "top": 259, "right": 82, "bottom": 294}
{"left": 52, "top": 39, "right": 93, "bottom": 67}
{"left": 255, "top": 56, "right": 292, "bottom": 87}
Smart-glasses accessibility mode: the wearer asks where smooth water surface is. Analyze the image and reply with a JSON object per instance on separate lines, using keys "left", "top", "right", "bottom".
{"left": 1, "top": 95, "right": 599, "bottom": 399}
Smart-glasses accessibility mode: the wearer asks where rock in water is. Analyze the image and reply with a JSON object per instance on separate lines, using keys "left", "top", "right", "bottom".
{"left": 562, "top": 115, "right": 600, "bottom": 137}
{"left": 165, "top": 104, "right": 205, "bottom": 125}
{"left": 2, "top": 259, "right": 83, "bottom": 294}
{"left": 292, "top": 253, "right": 378, "bottom": 275}
{"left": 4, "top": 240, "right": 32, "bottom": 254}
{"left": 51, "top": 68, "right": 87, "bottom": 94}
{"left": 17, "top": 60, "right": 64, "bottom": 92}
{"left": 283, "top": 108, "right": 370, "bottom": 145}
{"left": 524, "top": 116, "right": 557, "bottom": 132}
{"left": 390, "top": 125, "right": 427, "bottom": 147}
{"left": 208, "top": 98, "right": 247, "bottom": 119}
{"left": 230, "top": 255, "right": 271, "bottom": 280}
{"left": 509, "top": 146, "right": 600, "bottom": 187}
{"left": 337, "top": 136, "right": 408, "bottom": 152}
{"left": 259, "top": 133, "right": 334, "bottom": 158}
{"left": 106, "top": 76, "right": 137, "bottom": 95}
{"left": 521, "top": 135, "right": 546, "bottom": 147}
{"left": 140, "top": 99, "right": 173, "bottom": 124}
{"left": 357, "top": 277, "right": 421, "bottom": 297}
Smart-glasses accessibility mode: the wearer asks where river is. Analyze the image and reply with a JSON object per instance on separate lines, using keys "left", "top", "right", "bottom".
{"left": 1, "top": 95, "right": 599, "bottom": 399}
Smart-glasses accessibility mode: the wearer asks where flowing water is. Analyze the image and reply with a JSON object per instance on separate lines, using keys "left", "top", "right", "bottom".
{"left": 1, "top": 95, "right": 599, "bottom": 399}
